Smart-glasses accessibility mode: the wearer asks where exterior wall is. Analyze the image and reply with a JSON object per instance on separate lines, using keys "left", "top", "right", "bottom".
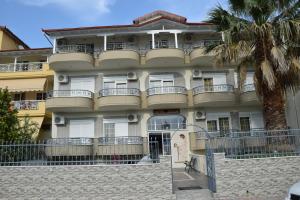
{"left": 213, "top": 153, "right": 300, "bottom": 200}
{"left": 0, "top": 30, "right": 21, "bottom": 50}
{"left": 0, "top": 156, "right": 175, "bottom": 200}
{"left": 286, "top": 90, "right": 300, "bottom": 129}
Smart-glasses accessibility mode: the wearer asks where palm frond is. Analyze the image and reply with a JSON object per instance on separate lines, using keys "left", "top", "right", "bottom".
{"left": 271, "top": 46, "right": 289, "bottom": 73}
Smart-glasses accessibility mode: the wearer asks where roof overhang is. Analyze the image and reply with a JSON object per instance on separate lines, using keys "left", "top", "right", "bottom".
{"left": 0, "top": 48, "right": 52, "bottom": 57}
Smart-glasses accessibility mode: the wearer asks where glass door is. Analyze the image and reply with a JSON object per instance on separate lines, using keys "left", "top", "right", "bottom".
{"left": 219, "top": 117, "right": 230, "bottom": 136}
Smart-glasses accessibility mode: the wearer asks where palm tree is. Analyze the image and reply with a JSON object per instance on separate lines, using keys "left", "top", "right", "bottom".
{"left": 206, "top": 0, "right": 300, "bottom": 130}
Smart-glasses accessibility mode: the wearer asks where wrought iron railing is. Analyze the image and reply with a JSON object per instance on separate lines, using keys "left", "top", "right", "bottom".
{"left": 0, "top": 138, "right": 159, "bottom": 166}
{"left": 56, "top": 45, "right": 94, "bottom": 54}
{"left": 106, "top": 42, "right": 137, "bottom": 51}
{"left": 99, "top": 88, "right": 140, "bottom": 97}
{"left": 98, "top": 136, "right": 144, "bottom": 144}
{"left": 193, "top": 84, "right": 234, "bottom": 95}
{"left": 147, "top": 86, "right": 187, "bottom": 96}
{"left": 47, "top": 90, "right": 94, "bottom": 98}
{"left": 242, "top": 84, "right": 255, "bottom": 93}
{"left": 12, "top": 100, "right": 40, "bottom": 110}
{"left": 185, "top": 40, "right": 222, "bottom": 53}
{"left": 205, "top": 129, "right": 300, "bottom": 159}
{"left": 0, "top": 62, "right": 44, "bottom": 72}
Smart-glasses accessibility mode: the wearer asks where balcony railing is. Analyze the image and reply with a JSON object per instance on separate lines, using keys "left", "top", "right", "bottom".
{"left": 193, "top": 84, "right": 234, "bottom": 95}
{"left": 0, "top": 62, "right": 44, "bottom": 72}
{"left": 56, "top": 45, "right": 94, "bottom": 54}
{"left": 106, "top": 42, "right": 136, "bottom": 51}
{"left": 47, "top": 90, "right": 94, "bottom": 98}
{"left": 206, "top": 129, "right": 300, "bottom": 159}
{"left": 12, "top": 100, "right": 40, "bottom": 110}
{"left": 99, "top": 88, "right": 140, "bottom": 97}
{"left": 147, "top": 86, "right": 187, "bottom": 96}
{"left": 185, "top": 40, "right": 222, "bottom": 53}
{"left": 98, "top": 136, "right": 144, "bottom": 144}
{"left": 242, "top": 84, "right": 255, "bottom": 92}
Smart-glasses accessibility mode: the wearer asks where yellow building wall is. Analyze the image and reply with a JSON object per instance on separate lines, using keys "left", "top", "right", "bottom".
{"left": 0, "top": 30, "right": 21, "bottom": 50}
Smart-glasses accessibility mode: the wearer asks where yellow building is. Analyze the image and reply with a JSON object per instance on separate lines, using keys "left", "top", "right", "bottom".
{"left": 0, "top": 26, "right": 53, "bottom": 140}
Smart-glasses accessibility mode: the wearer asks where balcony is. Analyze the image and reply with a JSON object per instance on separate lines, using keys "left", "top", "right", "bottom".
{"left": 45, "top": 137, "right": 148, "bottom": 157}
{"left": 146, "top": 86, "right": 188, "bottom": 108}
{"left": 96, "top": 88, "right": 140, "bottom": 111}
{"left": 189, "top": 40, "right": 220, "bottom": 66}
{"left": 193, "top": 84, "right": 236, "bottom": 107}
{"left": 145, "top": 48, "right": 185, "bottom": 67}
{"left": 12, "top": 100, "right": 46, "bottom": 116}
{"left": 49, "top": 45, "right": 94, "bottom": 71}
{"left": 189, "top": 132, "right": 205, "bottom": 151}
{"left": 46, "top": 90, "right": 94, "bottom": 112}
{"left": 98, "top": 43, "right": 140, "bottom": 69}
{"left": 240, "top": 84, "right": 260, "bottom": 105}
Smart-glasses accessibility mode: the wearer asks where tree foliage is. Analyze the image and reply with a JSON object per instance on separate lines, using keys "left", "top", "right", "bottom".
{"left": 0, "top": 88, "right": 38, "bottom": 141}
{"left": 206, "top": 0, "right": 300, "bottom": 129}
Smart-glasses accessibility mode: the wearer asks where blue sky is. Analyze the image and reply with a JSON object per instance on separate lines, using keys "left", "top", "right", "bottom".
{"left": 0, "top": 0, "right": 228, "bottom": 48}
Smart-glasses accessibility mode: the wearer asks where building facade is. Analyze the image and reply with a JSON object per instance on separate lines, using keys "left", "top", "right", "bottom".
{"left": 0, "top": 26, "right": 53, "bottom": 139}
{"left": 43, "top": 11, "right": 264, "bottom": 166}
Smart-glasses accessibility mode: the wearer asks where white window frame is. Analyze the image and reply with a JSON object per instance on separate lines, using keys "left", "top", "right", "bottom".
{"left": 103, "top": 118, "right": 129, "bottom": 143}
{"left": 206, "top": 113, "right": 231, "bottom": 132}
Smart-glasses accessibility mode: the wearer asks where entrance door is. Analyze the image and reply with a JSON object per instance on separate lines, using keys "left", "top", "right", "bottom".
{"left": 149, "top": 133, "right": 171, "bottom": 155}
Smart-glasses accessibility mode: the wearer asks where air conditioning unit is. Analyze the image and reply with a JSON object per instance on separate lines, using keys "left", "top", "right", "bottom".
{"left": 195, "top": 111, "right": 206, "bottom": 120}
{"left": 127, "top": 72, "right": 138, "bottom": 80}
{"left": 57, "top": 75, "right": 68, "bottom": 83}
{"left": 127, "top": 114, "right": 138, "bottom": 123}
{"left": 54, "top": 115, "right": 65, "bottom": 125}
{"left": 192, "top": 69, "right": 202, "bottom": 79}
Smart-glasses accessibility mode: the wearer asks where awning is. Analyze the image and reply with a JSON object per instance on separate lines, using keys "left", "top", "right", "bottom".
{"left": 0, "top": 78, "right": 46, "bottom": 92}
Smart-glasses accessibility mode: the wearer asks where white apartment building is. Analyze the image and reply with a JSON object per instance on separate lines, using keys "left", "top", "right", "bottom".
{"left": 43, "top": 10, "right": 264, "bottom": 166}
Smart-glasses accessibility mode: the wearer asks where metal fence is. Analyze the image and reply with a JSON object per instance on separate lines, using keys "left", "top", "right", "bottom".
{"left": 0, "top": 137, "right": 159, "bottom": 166}
{"left": 47, "top": 90, "right": 94, "bottom": 98}
{"left": 147, "top": 86, "right": 187, "bottom": 96}
{"left": 99, "top": 88, "right": 140, "bottom": 97}
{"left": 205, "top": 129, "right": 300, "bottom": 159}
{"left": 193, "top": 84, "right": 234, "bottom": 95}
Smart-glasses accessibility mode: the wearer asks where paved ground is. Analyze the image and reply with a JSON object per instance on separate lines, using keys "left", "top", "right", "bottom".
{"left": 173, "top": 168, "right": 213, "bottom": 200}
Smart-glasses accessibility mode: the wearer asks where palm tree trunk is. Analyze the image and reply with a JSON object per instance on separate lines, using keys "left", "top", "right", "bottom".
{"left": 262, "top": 84, "right": 287, "bottom": 130}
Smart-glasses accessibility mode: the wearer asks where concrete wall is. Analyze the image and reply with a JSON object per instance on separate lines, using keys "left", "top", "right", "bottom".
{"left": 0, "top": 156, "right": 175, "bottom": 200}
{"left": 286, "top": 90, "right": 300, "bottom": 129}
{"left": 213, "top": 153, "right": 300, "bottom": 200}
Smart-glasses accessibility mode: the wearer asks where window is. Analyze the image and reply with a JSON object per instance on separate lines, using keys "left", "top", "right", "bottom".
{"left": 240, "top": 117, "right": 251, "bottom": 131}
{"left": 36, "top": 92, "right": 46, "bottom": 100}
{"left": 148, "top": 115, "right": 186, "bottom": 131}
{"left": 219, "top": 117, "right": 230, "bottom": 135}
{"left": 207, "top": 120, "right": 218, "bottom": 132}
{"left": 103, "top": 118, "right": 129, "bottom": 140}
{"left": 104, "top": 123, "right": 115, "bottom": 138}
{"left": 149, "top": 74, "right": 174, "bottom": 94}
{"left": 204, "top": 78, "right": 214, "bottom": 91}
{"left": 13, "top": 93, "right": 25, "bottom": 101}
{"left": 70, "top": 77, "right": 95, "bottom": 97}
{"left": 103, "top": 77, "right": 128, "bottom": 96}
{"left": 69, "top": 119, "right": 95, "bottom": 138}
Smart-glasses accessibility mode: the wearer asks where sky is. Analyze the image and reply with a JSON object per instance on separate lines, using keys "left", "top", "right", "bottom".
{"left": 0, "top": 0, "right": 228, "bottom": 48}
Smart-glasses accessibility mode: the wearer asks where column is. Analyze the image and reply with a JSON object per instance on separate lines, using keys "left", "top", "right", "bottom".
{"left": 151, "top": 33, "right": 155, "bottom": 49}
{"left": 53, "top": 38, "right": 56, "bottom": 54}
{"left": 174, "top": 32, "right": 178, "bottom": 48}
{"left": 103, "top": 35, "right": 107, "bottom": 51}
{"left": 13, "top": 57, "right": 17, "bottom": 72}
